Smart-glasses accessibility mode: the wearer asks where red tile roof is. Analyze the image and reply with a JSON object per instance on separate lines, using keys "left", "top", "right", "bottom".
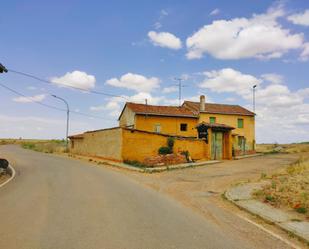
{"left": 183, "top": 101, "right": 255, "bottom": 116}
{"left": 120, "top": 100, "right": 255, "bottom": 120}
{"left": 123, "top": 102, "right": 197, "bottom": 118}
{"left": 196, "top": 122, "right": 235, "bottom": 130}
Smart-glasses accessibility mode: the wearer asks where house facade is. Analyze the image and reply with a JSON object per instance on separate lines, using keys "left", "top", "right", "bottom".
{"left": 119, "top": 95, "right": 255, "bottom": 159}
{"left": 69, "top": 95, "right": 255, "bottom": 162}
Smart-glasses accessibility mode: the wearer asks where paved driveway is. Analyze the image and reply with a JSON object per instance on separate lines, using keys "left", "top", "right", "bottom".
{"left": 0, "top": 145, "right": 299, "bottom": 249}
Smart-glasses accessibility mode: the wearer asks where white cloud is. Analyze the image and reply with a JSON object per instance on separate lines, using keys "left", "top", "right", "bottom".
{"left": 200, "top": 68, "right": 261, "bottom": 96}
{"left": 254, "top": 84, "right": 302, "bottom": 107}
{"left": 51, "top": 71, "right": 96, "bottom": 90}
{"left": 261, "top": 73, "right": 283, "bottom": 84}
{"left": 287, "top": 9, "right": 309, "bottom": 26}
{"left": 162, "top": 86, "right": 178, "bottom": 94}
{"left": 153, "top": 22, "right": 162, "bottom": 30}
{"left": 13, "top": 94, "right": 46, "bottom": 103}
{"left": 0, "top": 114, "right": 97, "bottom": 139}
{"left": 186, "top": 6, "right": 304, "bottom": 59}
{"left": 300, "top": 42, "right": 309, "bottom": 61}
{"left": 91, "top": 92, "right": 164, "bottom": 117}
{"left": 106, "top": 73, "right": 160, "bottom": 93}
{"left": 210, "top": 8, "right": 220, "bottom": 16}
{"left": 148, "top": 31, "right": 182, "bottom": 50}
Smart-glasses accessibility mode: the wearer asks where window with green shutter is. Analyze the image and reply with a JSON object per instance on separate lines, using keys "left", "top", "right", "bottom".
{"left": 209, "top": 117, "right": 216, "bottom": 124}
{"left": 237, "top": 118, "right": 244, "bottom": 128}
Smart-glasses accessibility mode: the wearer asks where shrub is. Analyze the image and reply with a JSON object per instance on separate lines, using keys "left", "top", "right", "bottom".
{"left": 167, "top": 137, "right": 175, "bottom": 150}
{"left": 158, "top": 146, "right": 172, "bottom": 155}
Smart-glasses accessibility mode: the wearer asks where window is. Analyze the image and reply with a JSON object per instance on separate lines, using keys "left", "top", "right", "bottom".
{"left": 154, "top": 124, "right": 161, "bottom": 133}
{"left": 180, "top": 123, "right": 187, "bottom": 131}
{"left": 209, "top": 117, "right": 216, "bottom": 124}
{"left": 237, "top": 118, "right": 244, "bottom": 128}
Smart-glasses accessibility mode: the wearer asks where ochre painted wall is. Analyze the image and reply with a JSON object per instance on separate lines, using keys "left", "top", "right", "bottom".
{"left": 199, "top": 113, "right": 255, "bottom": 151}
{"left": 70, "top": 128, "right": 209, "bottom": 163}
{"left": 121, "top": 129, "right": 208, "bottom": 162}
{"left": 135, "top": 114, "right": 197, "bottom": 137}
{"left": 70, "top": 128, "right": 123, "bottom": 161}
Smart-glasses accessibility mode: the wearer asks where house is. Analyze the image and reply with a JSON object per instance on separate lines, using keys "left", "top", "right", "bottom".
{"left": 69, "top": 95, "right": 255, "bottom": 163}
{"left": 119, "top": 95, "right": 255, "bottom": 158}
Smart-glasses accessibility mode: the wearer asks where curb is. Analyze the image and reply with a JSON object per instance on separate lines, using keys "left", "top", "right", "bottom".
{"left": 0, "top": 164, "right": 16, "bottom": 188}
{"left": 225, "top": 183, "right": 309, "bottom": 244}
{"left": 104, "top": 160, "right": 220, "bottom": 173}
{"left": 234, "top": 153, "right": 263, "bottom": 160}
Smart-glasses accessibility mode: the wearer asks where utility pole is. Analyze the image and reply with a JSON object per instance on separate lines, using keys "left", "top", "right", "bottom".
{"left": 174, "top": 77, "right": 184, "bottom": 106}
{"left": 51, "top": 95, "right": 70, "bottom": 151}
{"left": 253, "top": 85, "right": 257, "bottom": 113}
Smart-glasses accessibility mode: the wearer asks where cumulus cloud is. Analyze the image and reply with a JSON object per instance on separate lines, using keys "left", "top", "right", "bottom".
{"left": 261, "top": 73, "right": 283, "bottom": 84}
{"left": 186, "top": 6, "right": 304, "bottom": 59}
{"left": 0, "top": 114, "right": 96, "bottom": 139}
{"left": 91, "top": 92, "right": 163, "bottom": 117}
{"left": 300, "top": 43, "right": 309, "bottom": 61}
{"left": 210, "top": 8, "right": 220, "bottom": 16}
{"left": 148, "top": 31, "right": 182, "bottom": 50}
{"left": 13, "top": 94, "right": 46, "bottom": 103}
{"left": 200, "top": 68, "right": 261, "bottom": 96}
{"left": 106, "top": 73, "right": 160, "bottom": 93}
{"left": 198, "top": 67, "right": 309, "bottom": 142}
{"left": 51, "top": 71, "right": 96, "bottom": 90}
{"left": 162, "top": 86, "right": 178, "bottom": 94}
{"left": 287, "top": 9, "right": 309, "bottom": 26}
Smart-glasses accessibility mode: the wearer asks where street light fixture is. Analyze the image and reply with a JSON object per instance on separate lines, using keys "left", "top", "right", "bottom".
{"left": 51, "top": 94, "right": 70, "bottom": 150}
{"left": 0, "top": 63, "right": 8, "bottom": 73}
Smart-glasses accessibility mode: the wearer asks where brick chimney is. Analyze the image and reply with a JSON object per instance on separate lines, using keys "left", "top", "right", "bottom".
{"left": 200, "top": 95, "right": 205, "bottom": 112}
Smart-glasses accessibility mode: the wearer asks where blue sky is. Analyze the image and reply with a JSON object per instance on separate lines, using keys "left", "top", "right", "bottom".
{"left": 0, "top": 0, "right": 308, "bottom": 143}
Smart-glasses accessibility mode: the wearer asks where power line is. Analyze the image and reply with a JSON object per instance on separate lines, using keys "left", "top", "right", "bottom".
{"left": 8, "top": 68, "right": 129, "bottom": 100}
{"left": 0, "top": 82, "right": 117, "bottom": 121}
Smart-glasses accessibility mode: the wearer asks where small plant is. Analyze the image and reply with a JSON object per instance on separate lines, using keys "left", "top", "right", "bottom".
{"left": 181, "top": 150, "right": 191, "bottom": 162}
{"left": 158, "top": 146, "right": 172, "bottom": 155}
{"left": 295, "top": 207, "right": 307, "bottom": 214}
{"left": 123, "top": 160, "right": 147, "bottom": 168}
{"left": 265, "top": 195, "right": 275, "bottom": 202}
{"left": 260, "top": 172, "right": 267, "bottom": 179}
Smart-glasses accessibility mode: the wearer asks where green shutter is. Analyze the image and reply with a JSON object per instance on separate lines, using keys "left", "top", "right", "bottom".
{"left": 237, "top": 118, "right": 244, "bottom": 128}
{"left": 209, "top": 117, "right": 216, "bottom": 124}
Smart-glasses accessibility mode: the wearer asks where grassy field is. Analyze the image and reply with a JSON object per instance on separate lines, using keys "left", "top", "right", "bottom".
{"left": 0, "top": 139, "right": 67, "bottom": 154}
{"left": 254, "top": 155, "right": 309, "bottom": 219}
{"left": 256, "top": 142, "right": 309, "bottom": 154}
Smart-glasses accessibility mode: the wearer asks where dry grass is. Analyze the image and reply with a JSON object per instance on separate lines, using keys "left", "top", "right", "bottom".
{"left": 21, "top": 140, "right": 67, "bottom": 154}
{"left": 0, "top": 138, "right": 67, "bottom": 154}
{"left": 256, "top": 142, "right": 309, "bottom": 154}
{"left": 254, "top": 156, "right": 309, "bottom": 219}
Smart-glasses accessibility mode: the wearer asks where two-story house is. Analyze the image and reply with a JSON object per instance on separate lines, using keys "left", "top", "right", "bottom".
{"left": 119, "top": 95, "right": 255, "bottom": 159}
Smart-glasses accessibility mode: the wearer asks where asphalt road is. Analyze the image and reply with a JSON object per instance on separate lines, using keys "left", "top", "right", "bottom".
{"left": 0, "top": 145, "right": 292, "bottom": 249}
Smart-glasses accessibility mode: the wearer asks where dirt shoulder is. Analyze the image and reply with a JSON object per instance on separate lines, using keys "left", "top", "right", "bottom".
{"left": 122, "top": 153, "right": 307, "bottom": 248}
{"left": 0, "top": 173, "right": 10, "bottom": 185}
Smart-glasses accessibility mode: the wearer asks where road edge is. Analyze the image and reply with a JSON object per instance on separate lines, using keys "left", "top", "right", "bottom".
{"left": 0, "top": 164, "right": 16, "bottom": 188}
{"left": 225, "top": 183, "right": 309, "bottom": 247}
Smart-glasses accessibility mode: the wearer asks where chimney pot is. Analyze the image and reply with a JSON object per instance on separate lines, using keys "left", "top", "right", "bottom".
{"left": 200, "top": 95, "right": 205, "bottom": 112}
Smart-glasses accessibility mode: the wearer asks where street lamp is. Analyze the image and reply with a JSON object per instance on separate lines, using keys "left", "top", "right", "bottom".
{"left": 51, "top": 94, "right": 70, "bottom": 150}
{"left": 0, "top": 63, "right": 8, "bottom": 73}
{"left": 252, "top": 85, "right": 257, "bottom": 113}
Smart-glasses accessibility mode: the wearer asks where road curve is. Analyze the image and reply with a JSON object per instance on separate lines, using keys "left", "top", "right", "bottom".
{"left": 0, "top": 145, "right": 282, "bottom": 249}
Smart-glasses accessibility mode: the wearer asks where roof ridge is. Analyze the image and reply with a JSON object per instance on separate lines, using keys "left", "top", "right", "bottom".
{"left": 183, "top": 100, "right": 243, "bottom": 107}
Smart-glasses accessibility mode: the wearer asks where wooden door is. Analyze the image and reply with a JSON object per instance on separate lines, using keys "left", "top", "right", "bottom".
{"left": 211, "top": 132, "right": 223, "bottom": 160}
